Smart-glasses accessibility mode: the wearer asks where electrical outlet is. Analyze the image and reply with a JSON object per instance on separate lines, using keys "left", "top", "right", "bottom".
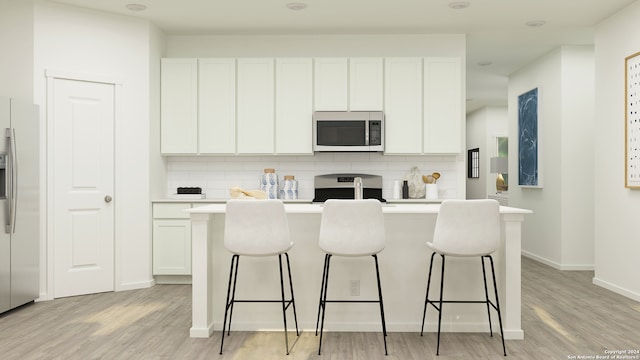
{"left": 350, "top": 280, "right": 360, "bottom": 296}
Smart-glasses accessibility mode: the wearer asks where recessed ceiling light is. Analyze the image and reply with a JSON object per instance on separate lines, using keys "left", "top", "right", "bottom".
{"left": 448, "top": 2, "right": 470, "bottom": 10}
{"left": 525, "top": 20, "right": 547, "bottom": 27}
{"left": 286, "top": 2, "right": 307, "bottom": 10}
{"left": 126, "top": 4, "right": 147, "bottom": 12}
{"left": 477, "top": 61, "right": 493, "bottom": 67}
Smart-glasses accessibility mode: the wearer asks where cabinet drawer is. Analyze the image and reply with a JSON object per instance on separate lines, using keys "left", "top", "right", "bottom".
{"left": 153, "top": 203, "right": 192, "bottom": 219}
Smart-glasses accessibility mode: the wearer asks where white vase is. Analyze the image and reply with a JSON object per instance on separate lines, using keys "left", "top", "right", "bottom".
{"left": 426, "top": 183, "right": 438, "bottom": 200}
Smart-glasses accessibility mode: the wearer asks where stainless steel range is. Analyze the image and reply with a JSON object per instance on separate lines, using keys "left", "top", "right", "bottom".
{"left": 312, "top": 173, "right": 385, "bottom": 202}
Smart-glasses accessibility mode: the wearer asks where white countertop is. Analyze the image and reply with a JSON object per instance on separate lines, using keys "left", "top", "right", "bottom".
{"left": 186, "top": 202, "right": 532, "bottom": 215}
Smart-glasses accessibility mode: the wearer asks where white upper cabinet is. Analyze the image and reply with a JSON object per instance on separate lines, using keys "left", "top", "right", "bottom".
{"left": 237, "top": 58, "right": 275, "bottom": 154}
{"left": 314, "top": 58, "right": 348, "bottom": 111}
{"left": 161, "top": 58, "right": 198, "bottom": 154}
{"left": 384, "top": 57, "right": 423, "bottom": 154}
{"left": 159, "top": 56, "right": 463, "bottom": 156}
{"left": 198, "top": 58, "right": 236, "bottom": 154}
{"left": 349, "top": 58, "right": 383, "bottom": 111}
{"left": 423, "top": 57, "right": 463, "bottom": 154}
{"left": 276, "top": 58, "right": 313, "bottom": 154}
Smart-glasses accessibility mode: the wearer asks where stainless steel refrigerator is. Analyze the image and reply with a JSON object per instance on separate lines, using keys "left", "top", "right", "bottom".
{"left": 0, "top": 97, "right": 39, "bottom": 314}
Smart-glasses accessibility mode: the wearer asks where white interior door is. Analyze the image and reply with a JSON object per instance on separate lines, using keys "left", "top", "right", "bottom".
{"left": 52, "top": 78, "right": 115, "bottom": 298}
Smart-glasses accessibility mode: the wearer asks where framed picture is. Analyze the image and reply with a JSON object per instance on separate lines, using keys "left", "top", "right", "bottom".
{"left": 517, "top": 87, "right": 541, "bottom": 187}
{"left": 467, "top": 148, "right": 479, "bottom": 178}
{"left": 625, "top": 51, "right": 640, "bottom": 189}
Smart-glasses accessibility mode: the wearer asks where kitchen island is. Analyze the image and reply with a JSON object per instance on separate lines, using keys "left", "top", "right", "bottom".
{"left": 186, "top": 203, "right": 531, "bottom": 340}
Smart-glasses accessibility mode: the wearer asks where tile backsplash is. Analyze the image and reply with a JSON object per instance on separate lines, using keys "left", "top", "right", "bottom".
{"left": 166, "top": 152, "right": 460, "bottom": 200}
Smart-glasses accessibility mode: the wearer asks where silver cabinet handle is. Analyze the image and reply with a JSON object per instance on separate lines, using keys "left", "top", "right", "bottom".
{"left": 105, "top": 195, "right": 113, "bottom": 203}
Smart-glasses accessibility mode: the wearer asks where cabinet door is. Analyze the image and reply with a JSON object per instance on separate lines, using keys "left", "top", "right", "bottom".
{"left": 314, "top": 58, "right": 348, "bottom": 111}
{"left": 161, "top": 58, "right": 198, "bottom": 154}
{"left": 237, "top": 58, "right": 275, "bottom": 154}
{"left": 153, "top": 220, "right": 192, "bottom": 275}
{"left": 423, "top": 57, "right": 463, "bottom": 154}
{"left": 349, "top": 58, "right": 383, "bottom": 111}
{"left": 276, "top": 58, "right": 313, "bottom": 154}
{"left": 384, "top": 58, "right": 423, "bottom": 154}
{"left": 199, "top": 58, "right": 236, "bottom": 154}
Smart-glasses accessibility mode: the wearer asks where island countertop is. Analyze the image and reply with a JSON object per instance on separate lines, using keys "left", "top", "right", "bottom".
{"left": 187, "top": 202, "right": 531, "bottom": 215}
{"left": 186, "top": 202, "right": 531, "bottom": 340}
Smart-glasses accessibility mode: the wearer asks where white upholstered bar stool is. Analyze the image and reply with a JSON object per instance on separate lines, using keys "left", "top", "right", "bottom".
{"left": 220, "top": 199, "right": 299, "bottom": 355}
{"left": 420, "top": 199, "right": 506, "bottom": 356}
{"left": 315, "top": 199, "right": 388, "bottom": 356}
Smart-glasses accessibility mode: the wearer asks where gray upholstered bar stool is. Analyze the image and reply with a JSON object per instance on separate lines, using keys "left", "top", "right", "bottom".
{"left": 420, "top": 199, "right": 506, "bottom": 356}
{"left": 220, "top": 199, "right": 299, "bottom": 355}
{"left": 315, "top": 199, "right": 388, "bottom": 356}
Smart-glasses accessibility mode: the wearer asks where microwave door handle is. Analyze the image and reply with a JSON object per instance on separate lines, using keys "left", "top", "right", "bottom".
{"left": 365, "top": 121, "right": 370, "bottom": 146}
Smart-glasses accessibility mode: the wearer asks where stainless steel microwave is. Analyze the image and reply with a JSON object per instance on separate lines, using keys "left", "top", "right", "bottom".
{"left": 313, "top": 111, "right": 384, "bottom": 152}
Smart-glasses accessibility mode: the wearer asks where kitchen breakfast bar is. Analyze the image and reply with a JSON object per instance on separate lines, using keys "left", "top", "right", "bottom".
{"left": 187, "top": 203, "right": 531, "bottom": 340}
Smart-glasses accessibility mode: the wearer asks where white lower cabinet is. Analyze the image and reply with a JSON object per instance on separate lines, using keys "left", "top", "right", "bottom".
{"left": 153, "top": 203, "right": 192, "bottom": 276}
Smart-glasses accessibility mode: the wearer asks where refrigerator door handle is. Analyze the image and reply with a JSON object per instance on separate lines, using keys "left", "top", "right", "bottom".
{"left": 6, "top": 128, "right": 17, "bottom": 234}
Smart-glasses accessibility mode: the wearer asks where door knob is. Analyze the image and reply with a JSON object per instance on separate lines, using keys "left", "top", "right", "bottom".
{"left": 105, "top": 195, "right": 113, "bottom": 203}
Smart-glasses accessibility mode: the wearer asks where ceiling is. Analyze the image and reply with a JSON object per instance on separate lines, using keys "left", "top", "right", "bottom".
{"left": 49, "top": 0, "right": 636, "bottom": 113}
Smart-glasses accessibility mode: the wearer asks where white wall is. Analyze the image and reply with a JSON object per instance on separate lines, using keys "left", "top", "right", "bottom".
{"left": 593, "top": 1, "right": 640, "bottom": 301}
{"left": 163, "top": 34, "right": 467, "bottom": 200}
{"left": 0, "top": 0, "right": 34, "bottom": 100}
{"left": 33, "top": 2, "right": 155, "bottom": 296}
{"left": 167, "top": 34, "right": 464, "bottom": 58}
{"left": 466, "top": 106, "right": 508, "bottom": 199}
{"left": 509, "top": 46, "right": 595, "bottom": 270}
{"left": 559, "top": 46, "right": 595, "bottom": 268}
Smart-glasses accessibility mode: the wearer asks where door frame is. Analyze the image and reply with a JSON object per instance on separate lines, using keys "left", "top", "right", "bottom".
{"left": 44, "top": 69, "right": 123, "bottom": 300}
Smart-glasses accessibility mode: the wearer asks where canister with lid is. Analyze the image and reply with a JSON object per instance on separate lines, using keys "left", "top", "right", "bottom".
{"left": 280, "top": 175, "right": 298, "bottom": 200}
{"left": 260, "top": 168, "right": 279, "bottom": 199}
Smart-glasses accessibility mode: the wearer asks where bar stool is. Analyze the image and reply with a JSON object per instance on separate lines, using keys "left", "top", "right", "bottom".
{"left": 315, "top": 199, "right": 388, "bottom": 356}
{"left": 220, "top": 199, "right": 299, "bottom": 355}
{"left": 420, "top": 199, "right": 506, "bottom": 356}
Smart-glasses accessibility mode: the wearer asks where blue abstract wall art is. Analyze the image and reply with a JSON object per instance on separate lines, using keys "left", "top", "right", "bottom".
{"left": 518, "top": 88, "right": 539, "bottom": 187}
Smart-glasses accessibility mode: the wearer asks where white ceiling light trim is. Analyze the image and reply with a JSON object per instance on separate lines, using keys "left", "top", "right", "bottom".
{"left": 286, "top": 3, "right": 308, "bottom": 10}
{"left": 448, "top": 2, "right": 470, "bottom": 10}
{"left": 525, "top": 20, "right": 547, "bottom": 27}
{"left": 126, "top": 4, "right": 147, "bottom": 12}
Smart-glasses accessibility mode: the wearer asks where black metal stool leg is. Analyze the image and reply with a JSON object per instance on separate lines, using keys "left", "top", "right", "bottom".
{"left": 488, "top": 255, "right": 507, "bottom": 356}
{"left": 220, "top": 254, "right": 239, "bottom": 354}
{"left": 227, "top": 255, "right": 240, "bottom": 336}
{"left": 285, "top": 253, "right": 300, "bottom": 337}
{"left": 318, "top": 254, "right": 332, "bottom": 355}
{"left": 373, "top": 254, "right": 388, "bottom": 355}
{"left": 436, "top": 254, "right": 445, "bottom": 356}
{"left": 315, "top": 254, "right": 330, "bottom": 336}
{"left": 421, "top": 252, "right": 437, "bottom": 336}
{"left": 481, "top": 256, "right": 494, "bottom": 336}
{"left": 278, "top": 254, "right": 291, "bottom": 355}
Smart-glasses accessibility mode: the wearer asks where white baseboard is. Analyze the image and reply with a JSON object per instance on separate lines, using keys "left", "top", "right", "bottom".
{"left": 592, "top": 277, "right": 640, "bottom": 303}
{"left": 521, "top": 251, "right": 594, "bottom": 271}
{"left": 208, "top": 321, "right": 524, "bottom": 340}
{"left": 117, "top": 278, "right": 155, "bottom": 292}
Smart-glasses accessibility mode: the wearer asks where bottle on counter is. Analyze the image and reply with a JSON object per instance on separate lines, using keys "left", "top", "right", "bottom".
{"left": 260, "top": 168, "right": 279, "bottom": 199}
{"left": 393, "top": 180, "right": 401, "bottom": 199}
{"left": 354, "top": 177, "right": 363, "bottom": 200}
{"left": 280, "top": 175, "right": 298, "bottom": 200}
{"left": 402, "top": 180, "right": 409, "bottom": 199}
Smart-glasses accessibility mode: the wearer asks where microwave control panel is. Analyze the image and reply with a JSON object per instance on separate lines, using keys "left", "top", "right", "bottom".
{"left": 369, "top": 121, "right": 382, "bottom": 146}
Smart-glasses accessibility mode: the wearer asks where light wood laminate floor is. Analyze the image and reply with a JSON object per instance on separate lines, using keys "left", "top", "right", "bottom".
{"left": 1, "top": 257, "right": 639, "bottom": 359}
